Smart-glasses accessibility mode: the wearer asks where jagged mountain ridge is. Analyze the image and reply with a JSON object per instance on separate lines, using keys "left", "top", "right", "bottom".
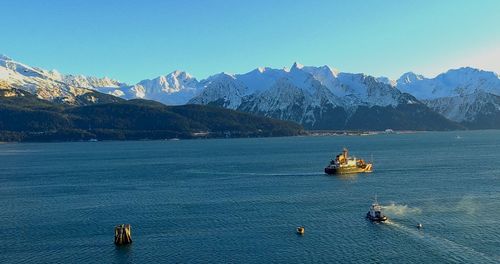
{"left": 0, "top": 55, "right": 200, "bottom": 106}
{"left": 113, "top": 70, "right": 202, "bottom": 105}
{"left": 187, "top": 62, "right": 447, "bottom": 129}
{"left": 0, "top": 55, "right": 122, "bottom": 105}
{"left": 396, "top": 67, "right": 500, "bottom": 124}
{"left": 1, "top": 54, "right": 499, "bottom": 129}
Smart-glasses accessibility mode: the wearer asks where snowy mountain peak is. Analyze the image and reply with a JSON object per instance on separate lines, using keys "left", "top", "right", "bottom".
{"left": 376, "top": 77, "right": 396, "bottom": 87}
{"left": 0, "top": 55, "right": 125, "bottom": 104}
{"left": 398, "top": 72, "right": 425, "bottom": 84}
{"left": 136, "top": 70, "right": 198, "bottom": 94}
{"left": 48, "top": 69, "right": 61, "bottom": 76}
{"left": 395, "top": 67, "right": 500, "bottom": 122}
{"left": 111, "top": 69, "right": 202, "bottom": 105}
{"left": 0, "top": 56, "right": 36, "bottom": 75}
{"left": 257, "top": 67, "right": 267, "bottom": 73}
{"left": 0, "top": 54, "right": 12, "bottom": 61}
{"left": 62, "top": 74, "right": 122, "bottom": 89}
{"left": 323, "top": 65, "right": 339, "bottom": 77}
{"left": 447, "top": 66, "right": 481, "bottom": 74}
{"left": 439, "top": 67, "right": 498, "bottom": 81}
{"left": 205, "top": 72, "right": 236, "bottom": 83}
{"left": 170, "top": 69, "right": 194, "bottom": 80}
{"left": 291, "top": 62, "right": 304, "bottom": 70}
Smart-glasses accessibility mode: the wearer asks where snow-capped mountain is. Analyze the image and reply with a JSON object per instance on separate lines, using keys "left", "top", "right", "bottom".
{"left": 0, "top": 55, "right": 122, "bottom": 104}
{"left": 190, "top": 62, "right": 407, "bottom": 109}
{"left": 62, "top": 75, "right": 122, "bottom": 89}
{"left": 189, "top": 73, "right": 247, "bottom": 109}
{"left": 396, "top": 67, "right": 500, "bottom": 124}
{"left": 239, "top": 77, "right": 343, "bottom": 126}
{"left": 189, "top": 62, "right": 454, "bottom": 130}
{"left": 110, "top": 70, "right": 201, "bottom": 105}
{"left": 397, "top": 68, "right": 500, "bottom": 100}
{"left": 0, "top": 55, "right": 202, "bottom": 106}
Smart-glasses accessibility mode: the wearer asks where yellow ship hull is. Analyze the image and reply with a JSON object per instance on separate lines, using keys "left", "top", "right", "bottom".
{"left": 324, "top": 163, "right": 372, "bottom": 175}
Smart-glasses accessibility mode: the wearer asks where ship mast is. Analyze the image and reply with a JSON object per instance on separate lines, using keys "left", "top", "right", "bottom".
{"left": 342, "top": 148, "right": 348, "bottom": 164}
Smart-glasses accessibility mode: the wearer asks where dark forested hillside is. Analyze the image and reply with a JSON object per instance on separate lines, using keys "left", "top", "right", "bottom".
{"left": 0, "top": 88, "right": 304, "bottom": 142}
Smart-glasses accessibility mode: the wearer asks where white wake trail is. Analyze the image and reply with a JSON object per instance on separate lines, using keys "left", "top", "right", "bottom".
{"left": 384, "top": 219, "right": 499, "bottom": 263}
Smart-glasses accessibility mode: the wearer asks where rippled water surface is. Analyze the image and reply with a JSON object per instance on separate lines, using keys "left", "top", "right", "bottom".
{"left": 1, "top": 131, "right": 500, "bottom": 263}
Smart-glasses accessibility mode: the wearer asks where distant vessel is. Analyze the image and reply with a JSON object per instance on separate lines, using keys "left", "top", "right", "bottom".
{"left": 324, "top": 148, "right": 373, "bottom": 174}
{"left": 366, "top": 197, "right": 388, "bottom": 222}
{"left": 88, "top": 138, "right": 98, "bottom": 142}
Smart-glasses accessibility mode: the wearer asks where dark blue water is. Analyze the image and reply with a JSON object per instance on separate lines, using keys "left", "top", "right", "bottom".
{"left": 1, "top": 131, "right": 500, "bottom": 263}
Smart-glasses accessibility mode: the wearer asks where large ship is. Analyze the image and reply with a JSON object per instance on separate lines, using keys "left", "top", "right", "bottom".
{"left": 324, "top": 148, "right": 373, "bottom": 175}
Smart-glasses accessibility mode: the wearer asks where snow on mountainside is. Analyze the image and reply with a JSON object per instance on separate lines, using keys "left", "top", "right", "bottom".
{"left": 239, "top": 77, "right": 343, "bottom": 127}
{"left": 235, "top": 67, "right": 288, "bottom": 94}
{"left": 0, "top": 55, "right": 121, "bottom": 104}
{"left": 423, "top": 90, "right": 500, "bottom": 123}
{"left": 189, "top": 62, "right": 431, "bottom": 129}
{"left": 62, "top": 75, "right": 122, "bottom": 89}
{"left": 335, "top": 73, "right": 405, "bottom": 107}
{"left": 398, "top": 67, "right": 500, "bottom": 99}
{"left": 396, "top": 67, "right": 500, "bottom": 123}
{"left": 115, "top": 71, "right": 201, "bottom": 105}
{"left": 190, "top": 62, "right": 406, "bottom": 108}
{"left": 0, "top": 55, "right": 201, "bottom": 105}
{"left": 189, "top": 73, "right": 247, "bottom": 109}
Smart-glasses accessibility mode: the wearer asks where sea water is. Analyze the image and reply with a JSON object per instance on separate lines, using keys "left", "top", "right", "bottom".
{"left": 1, "top": 131, "right": 499, "bottom": 263}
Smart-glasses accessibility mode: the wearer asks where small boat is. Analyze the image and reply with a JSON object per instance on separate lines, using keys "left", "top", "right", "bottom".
{"left": 416, "top": 223, "right": 423, "bottom": 229}
{"left": 366, "top": 197, "right": 388, "bottom": 222}
{"left": 296, "top": 226, "right": 305, "bottom": 235}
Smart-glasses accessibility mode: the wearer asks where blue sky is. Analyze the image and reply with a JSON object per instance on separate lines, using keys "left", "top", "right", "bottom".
{"left": 1, "top": 0, "right": 499, "bottom": 83}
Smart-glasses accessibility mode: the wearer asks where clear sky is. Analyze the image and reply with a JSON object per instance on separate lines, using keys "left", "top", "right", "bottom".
{"left": 1, "top": 0, "right": 499, "bottom": 83}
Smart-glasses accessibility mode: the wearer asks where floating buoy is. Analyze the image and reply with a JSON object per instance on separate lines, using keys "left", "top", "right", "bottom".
{"left": 114, "top": 224, "right": 132, "bottom": 245}
{"left": 296, "top": 226, "right": 305, "bottom": 235}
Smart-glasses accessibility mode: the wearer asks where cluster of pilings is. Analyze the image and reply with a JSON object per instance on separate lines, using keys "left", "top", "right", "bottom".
{"left": 114, "top": 224, "right": 132, "bottom": 245}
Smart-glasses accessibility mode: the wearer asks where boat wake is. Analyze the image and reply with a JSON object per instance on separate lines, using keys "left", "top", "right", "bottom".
{"left": 384, "top": 219, "right": 499, "bottom": 263}
{"left": 381, "top": 203, "right": 422, "bottom": 217}
{"left": 190, "top": 171, "right": 320, "bottom": 177}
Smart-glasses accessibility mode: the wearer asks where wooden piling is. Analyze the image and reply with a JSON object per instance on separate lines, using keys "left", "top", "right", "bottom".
{"left": 114, "top": 224, "right": 132, "bottom": 245}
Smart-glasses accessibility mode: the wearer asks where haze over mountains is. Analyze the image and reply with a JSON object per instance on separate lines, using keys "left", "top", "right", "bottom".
{"left": 1, "top": 54, "right": 500, "bottom": 130}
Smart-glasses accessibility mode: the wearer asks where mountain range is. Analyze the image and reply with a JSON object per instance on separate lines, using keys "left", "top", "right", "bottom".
{"left": 2, "top": 54, "right": 500, "bottom": 130}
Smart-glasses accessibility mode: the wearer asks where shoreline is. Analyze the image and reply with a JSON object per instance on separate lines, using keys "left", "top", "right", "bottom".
{"left": 0, "top": 129, "right": 487, "bottom": 144}
{"left": 307, "top": 130, "right": 420, "bottom": 136}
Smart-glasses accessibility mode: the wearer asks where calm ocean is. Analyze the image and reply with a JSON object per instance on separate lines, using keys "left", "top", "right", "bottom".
{"left": 1, "top": 131, "right": 499, "bottom": 263}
